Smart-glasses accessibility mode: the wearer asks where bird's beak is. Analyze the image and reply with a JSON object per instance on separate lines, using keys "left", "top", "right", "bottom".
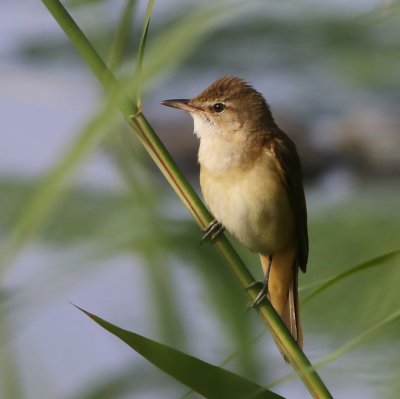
{"left": 161, "top": 99, "right": 201, "bottom": 113}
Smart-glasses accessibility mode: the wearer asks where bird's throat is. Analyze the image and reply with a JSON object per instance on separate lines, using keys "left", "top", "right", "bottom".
{"left": 197, "top": 132, "right": 265, "bottom": 176}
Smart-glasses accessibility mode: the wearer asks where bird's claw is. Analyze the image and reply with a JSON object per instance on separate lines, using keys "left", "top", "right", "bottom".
{"left": 245, "top": 280, "right": 269, "bottom": 309}
{"left": 245, "top": 280, "right": 264, "bottom": 291}
{"left": 201, "top": 219, "right": 225, "bottom": 244}
{"left": 246, "top": 254, "right": 272, "bottom": 309}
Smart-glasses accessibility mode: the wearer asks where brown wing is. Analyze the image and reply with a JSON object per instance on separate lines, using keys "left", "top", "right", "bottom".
{"left": 270, "top": 130, "right": 308, "bottom": 272}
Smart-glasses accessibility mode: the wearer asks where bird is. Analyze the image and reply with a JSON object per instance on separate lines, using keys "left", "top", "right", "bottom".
{"left": 162, "top": 76, "right": 308, "bottom": 347}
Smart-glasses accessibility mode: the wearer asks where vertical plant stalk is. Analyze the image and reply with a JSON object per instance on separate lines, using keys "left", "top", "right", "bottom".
{"left": 132, "top": 0, "right": 154, "bottom": 108}
{"left": 41, "top": 1, "right": 333, "bottom": 397}
{"left": 107, "top": 0, "right": 138, "bottom": 71}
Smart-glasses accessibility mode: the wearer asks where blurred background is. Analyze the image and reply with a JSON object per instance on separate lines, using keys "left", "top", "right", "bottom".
{"left": 1, "top": 0, "right": 399, "bottom": 398}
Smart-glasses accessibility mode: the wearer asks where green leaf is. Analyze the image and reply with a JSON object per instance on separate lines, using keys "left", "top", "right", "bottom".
{"left": 301, "top": 250, "right": 400, "bottom": 304}
{"left": 314, "top": 308, "right": 400, "bottom": 368}
{"left": 132, "top": 0, "right": 154, "bottom": 108}
{"left": 267, "top": 308, "right": 400, "bottom": 390}
{"left": 76, "top": 306, "right": 285, "bottom": 399}
{"left": 107, "top": 0, "right": 138, "bottom": 71}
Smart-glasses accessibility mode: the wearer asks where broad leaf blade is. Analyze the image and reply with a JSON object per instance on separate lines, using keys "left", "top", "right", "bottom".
{"left": 77, "top": 306, "right": 284, "bottom": 399}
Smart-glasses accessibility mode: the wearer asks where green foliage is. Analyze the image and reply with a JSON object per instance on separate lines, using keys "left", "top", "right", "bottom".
{"left": 38, "top": 3, "right": 330, "bottom": 395}
{"left": 302, "top": 251, "right": 400, "bottom": 304}
{"left": 77, "top": 306, "right": 284, "bottom": 399}
{"left": 1, "top": 0, "right": 399, "bottom": 398}
{"left": 0, "top": 105, "right": 119, "bottom": 275}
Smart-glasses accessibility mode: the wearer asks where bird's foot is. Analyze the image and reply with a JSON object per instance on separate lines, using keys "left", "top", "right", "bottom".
{"left": 246, "top": 280, "right": 269, "bottom": 309}
{"left": 201, "top": 219, "right": 225, "bottom": 244}
{"left": 246, "top": 254, "right": 272, "bottom": 309}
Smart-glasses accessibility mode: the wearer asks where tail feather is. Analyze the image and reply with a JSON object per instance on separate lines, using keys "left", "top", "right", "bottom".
{"left": 281, "top": 266, "right": 303, "bottom": 347}
{"left": 260, "top": 246, "right": 303, "bottom": 348}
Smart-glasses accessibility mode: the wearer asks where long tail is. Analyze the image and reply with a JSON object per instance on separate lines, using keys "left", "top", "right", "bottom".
{"left": 260, "top": 246, "right": 303, "bottom": 347}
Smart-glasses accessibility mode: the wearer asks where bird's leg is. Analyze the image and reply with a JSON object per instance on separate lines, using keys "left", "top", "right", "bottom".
{"left": 246, "top": 255, "right": 272, "bottom": 308}
{"left": 201, "top": 219, "right": 225, "bottom": 244}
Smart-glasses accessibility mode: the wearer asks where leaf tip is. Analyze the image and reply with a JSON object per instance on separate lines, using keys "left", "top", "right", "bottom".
{"left": 70, "top": 302, "right": 93, "bottom": 318}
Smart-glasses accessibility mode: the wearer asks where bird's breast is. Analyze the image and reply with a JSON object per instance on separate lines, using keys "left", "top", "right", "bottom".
{"left": 199, "top": 149, "right": 295, "bottom": 255}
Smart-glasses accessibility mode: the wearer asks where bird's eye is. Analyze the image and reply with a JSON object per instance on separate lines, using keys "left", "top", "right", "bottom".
{"left": 212, "top": 103, "right": 225, "bottom": 113}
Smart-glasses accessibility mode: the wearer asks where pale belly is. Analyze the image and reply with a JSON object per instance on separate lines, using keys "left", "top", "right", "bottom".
{"left": 200, "top": 164, "right": 295, "bottom": 255}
